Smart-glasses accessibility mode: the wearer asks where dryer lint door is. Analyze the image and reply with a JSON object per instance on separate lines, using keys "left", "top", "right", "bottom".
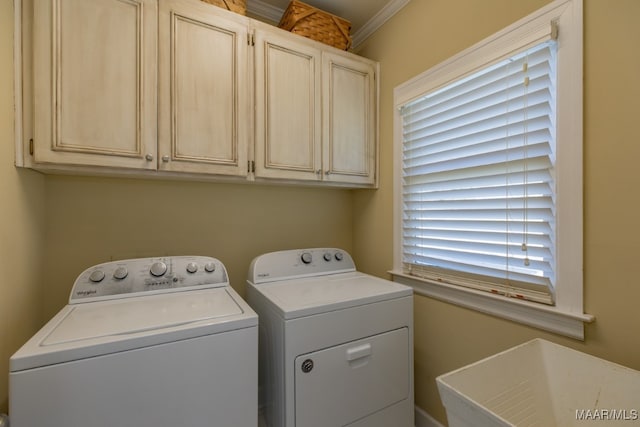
{"left": 294, "top": 327, "right": 410, "bottom": 426}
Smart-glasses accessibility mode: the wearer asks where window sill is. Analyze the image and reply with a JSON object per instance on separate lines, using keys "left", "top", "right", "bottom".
{"left": 389, "top": 270, "right": 594, "bottom": 340}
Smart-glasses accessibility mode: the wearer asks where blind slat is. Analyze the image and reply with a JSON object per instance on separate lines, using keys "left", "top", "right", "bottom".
{"left": 405, "top": 172, "right": 553, "bottom": 195}
{"left": 403, "top": 159, "right": 552, "bottom": 186}
{"left": 404, "top": 146, "right": 551, "bottom": 177}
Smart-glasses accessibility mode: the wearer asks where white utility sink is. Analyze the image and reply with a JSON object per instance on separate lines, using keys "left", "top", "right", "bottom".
{"left": 437, "top": 339, "right": 640, "bottom": 426}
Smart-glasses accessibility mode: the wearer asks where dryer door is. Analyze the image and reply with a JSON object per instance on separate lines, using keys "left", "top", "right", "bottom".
{"left": 294, "top": 327, "right": 409, "bottom": 426}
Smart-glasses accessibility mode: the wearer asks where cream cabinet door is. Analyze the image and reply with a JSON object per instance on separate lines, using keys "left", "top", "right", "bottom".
{"left": 322, "top": 52, "right": 378, "bottom": 186}
{"left": 158, "top": 0, "right": 249, "bottom": 176}
{"left": 254, "top": 30, "right": 322, "bottom": 181}
{"left": 33, "top": 0, "right": 157, "bottom": 170}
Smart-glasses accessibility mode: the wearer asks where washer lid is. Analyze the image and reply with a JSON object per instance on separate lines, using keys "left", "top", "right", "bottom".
{"left": 10, "top": 287, "right": 257, "bottom": 372}
{"left": 254, "top": 271, "right": 412, "bottom": 319}
{"left": 45, "top": 288, "right": 243, "bottom": 345}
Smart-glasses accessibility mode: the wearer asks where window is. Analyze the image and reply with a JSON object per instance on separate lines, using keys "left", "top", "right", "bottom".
{"left": 392, "top": 0, "right": 592, "bottom": 339}
{"left": 401, "top": 40, "right": 557, "bottom": 304}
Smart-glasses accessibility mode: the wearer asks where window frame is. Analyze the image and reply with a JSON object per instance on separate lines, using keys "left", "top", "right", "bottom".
{"left": 391, "top": 0, "right": 593, "bottom": 340}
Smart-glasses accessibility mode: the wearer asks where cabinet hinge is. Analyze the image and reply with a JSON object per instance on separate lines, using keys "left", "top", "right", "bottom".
{"left": 248, "top": 33, "right": 255, "bottom": 46}
{"left": 248, "top": 160, "right": 255, "bottom": 173}
{"left": 29, "top": 138, "right": 34, "bottom": 155}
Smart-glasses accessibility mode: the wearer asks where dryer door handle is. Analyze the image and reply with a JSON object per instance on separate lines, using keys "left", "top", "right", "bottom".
{"left": 346, "top": 343, "right": 372, "bottom": 362}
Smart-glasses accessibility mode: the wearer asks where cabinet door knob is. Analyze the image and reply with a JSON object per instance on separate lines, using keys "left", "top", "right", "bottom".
{"left": 162, "top": 155, "right": 170, "bottom": 163}
{"left": 145, "top": 154, "right": 153, "bottom": 161}
{"left": 325, "top": 170, "right": 331, "bottom": 175}
{"left": 315, "top": 169, "right": 322, "bottom": 175}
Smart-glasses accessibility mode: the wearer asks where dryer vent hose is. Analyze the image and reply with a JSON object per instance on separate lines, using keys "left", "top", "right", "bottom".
{"left": 0, "top": 413, "right": 8, "bottom": 427}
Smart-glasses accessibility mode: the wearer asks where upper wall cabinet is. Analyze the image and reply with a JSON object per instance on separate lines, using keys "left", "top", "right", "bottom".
{"left": 322, "top": 52, "right": 377, "bottom": 186}
{"left": 17, "top": 0, "right": 379, "bottom": 187}
{"left": 32, "top": 0, "right": 158, "bottom": 170}
{"left": 253, "top": 29, "right": 322, "bottom": 182}
{"left": 253, "top": 30, "right": 378, "bottom": 186}
{"left": 158, "top": 0, "right": 249, "bottom": 177}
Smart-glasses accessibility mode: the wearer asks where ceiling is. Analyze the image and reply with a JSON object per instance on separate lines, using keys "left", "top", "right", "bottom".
{"left": 246, "top": 0, "right": 410, "bottom": 48}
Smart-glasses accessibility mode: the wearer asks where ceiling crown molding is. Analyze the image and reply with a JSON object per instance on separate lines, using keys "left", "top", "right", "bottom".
{"left": 247, "top": 0, "right": 410, "bottom": 50}
{"left": 351, "top": 0, "right": 410, "bottom": 49}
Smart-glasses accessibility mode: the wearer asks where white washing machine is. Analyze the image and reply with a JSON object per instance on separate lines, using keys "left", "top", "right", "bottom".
{"left": 10, "top": 256, "right": 258, "bottom": 427}
{"left": 246, "top": 248, "right": 414, "bottom": 427}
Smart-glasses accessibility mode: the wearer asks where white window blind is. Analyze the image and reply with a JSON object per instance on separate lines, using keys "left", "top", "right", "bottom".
{"left": 400, "top": 40, "right": 557, "bottom": 305}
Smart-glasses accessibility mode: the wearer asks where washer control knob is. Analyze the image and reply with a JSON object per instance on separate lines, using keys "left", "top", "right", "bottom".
{"left": 204, "top": 262, "right": 216, "bottom": 273}
{"left": 334, "top": 252, "right": 344, "bottom": 261}
{"left": 301, "top": 252, "right": 312, "bottom": 264}
{"left": 113, "top": 267, "right": 128, "bottom": 280}
{"left": 89, "top": 270, "right": 105, "bottom": 283}
{"left": 186, "top": 262, "right": 198, "bottom": 274}
{"left": 150, "top": 261, "right": 168, "bottom": 277}
{"left": 323, "top": 252, "right": 332, "bottom": 262}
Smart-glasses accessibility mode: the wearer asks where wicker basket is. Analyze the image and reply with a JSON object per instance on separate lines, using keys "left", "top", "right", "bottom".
{"left": 200, "top": 0, "right": 246, "bottom": 15}
{"left": 278, "top": 0, "right": 351, "bottom": 50}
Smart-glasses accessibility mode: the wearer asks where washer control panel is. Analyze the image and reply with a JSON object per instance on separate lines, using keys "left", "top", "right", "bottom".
{"left": 249, "top": 248, "right": 356, "bottom": 284}
{"left": 70, "top": 256, "right": 228, "bottom": 303}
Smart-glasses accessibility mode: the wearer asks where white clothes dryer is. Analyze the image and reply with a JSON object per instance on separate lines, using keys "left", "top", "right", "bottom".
{"left": 10, "top": 256, "right": 258, "bottom": 427}
{"left": 246, "top": 248, "right": 414, "bottom": 427}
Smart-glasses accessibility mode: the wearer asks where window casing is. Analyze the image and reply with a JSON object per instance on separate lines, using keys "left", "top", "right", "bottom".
{"left": 392, "top": 0, "right": 592, "bottom": 339}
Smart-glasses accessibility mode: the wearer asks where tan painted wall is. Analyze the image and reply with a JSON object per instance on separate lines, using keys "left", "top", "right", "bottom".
{"left": 41, "top": 176, "right": 353, "bottom": 321}
{"left": 0, "top": 0, "right": 46, "bottom": 413}
{"left": 354, "top": 0, "right": 640, "bottom": 424}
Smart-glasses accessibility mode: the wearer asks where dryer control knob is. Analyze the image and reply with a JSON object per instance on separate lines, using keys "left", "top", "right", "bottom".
{"left": 301, "top": 252, "right": 312, "bottom": 264}
{"left": 113, "top": 267, "right": 128, "bottom": 280}
{"left": 150, "top": 261, "right": 168, "bottom": 277}
{"left": 89, "top": 270, "right": 105, "bottom": 283}
{"left": 186, "top": 262, "right": 198, "bottom": 274}
{"left": 334, "top": 252, "right": 344, "bottom": 261}
{"left": 301, "top": 359, "right": 314, "bottom": 373}
{"left": 204, "top": 262, "right": 216, "bottom": 273}
{"left": 323, "top": 252, "right": 332, "bottom": 262}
